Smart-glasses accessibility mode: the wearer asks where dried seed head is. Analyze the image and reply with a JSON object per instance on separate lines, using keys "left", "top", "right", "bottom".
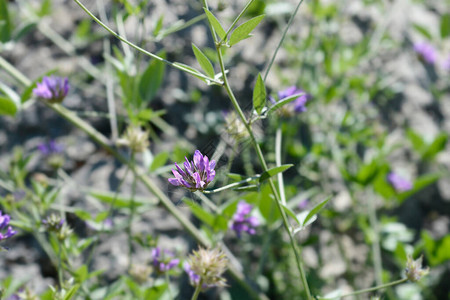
{"left": 117, "top": 126, "right": 150, "bottom": 153}
{"left": 186, "top": 247, "right": 228, "bottom": 288}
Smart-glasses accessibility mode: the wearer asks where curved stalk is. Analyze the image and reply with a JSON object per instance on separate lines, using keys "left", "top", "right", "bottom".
{"left": 206, "top": 6, "right": 312, "bottom": 298}
{"left": 72, "top": 0, "right": 221, "bottom": 84}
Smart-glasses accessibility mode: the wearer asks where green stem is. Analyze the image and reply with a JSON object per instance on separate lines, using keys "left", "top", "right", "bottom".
{"left": 224, "top": 0, "right": 257, "bottom": 40}
{"left": 127, "top": 153, "right": 137, "bottom": 269}
{"left": 203, "top": 176, "right": 260, "bottom": 194}
{"left": 339, "top": 278, "right": 407, "bottom": 299}
{"left": 367, "top": 191, "right": 383, "bottom": 286}
{"left": 275, "top": 126, "right": 286, "bottom": 205}
{"left": 191, "top": 280, "right": 203, "bottom": 300}
{"left": 72, "top": 0, "right": 220, "bottom": 84}
{"left": 211, "top": 11, "right": 312, "bottom": 300}
{"left": 165, "top": 272, "right": 174, "bottom": 299}
{"left": 58, "top": 239, "right": 63, "bottom": 287}
{"left": 263, "top": 0, "right": 304, "bottom": 82}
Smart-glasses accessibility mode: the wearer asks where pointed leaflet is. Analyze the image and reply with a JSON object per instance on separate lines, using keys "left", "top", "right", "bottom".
{"left": 139, "top": 52, "right": 166, "bottom": 104}
{"left": 192, "top": 43, "right": 215, "bottom": 78}
{"left": 303, "top": 196, "right": 331, "bottom": 226}
{"left": 229, "top": 15, "right": 265, "bottom": 46}
{"left": 266, "top": 92, "right": 305, "bottom": 115}
{"left": 204, "top": 9, "right": 226, "bottom": 40}
{"left": 259, "top": 164, "right": 293, "bottom": 183}
{"left": 253, "top": 73, "right": 266, "bottom": 114}
{"left": 0, "top": 96, "right": 17, "bottom": 116}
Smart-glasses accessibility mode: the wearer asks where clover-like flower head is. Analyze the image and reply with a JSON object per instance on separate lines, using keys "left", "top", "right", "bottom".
{"left": 33, "top": 76, "right": 69, "bottom": 104}
{"left": 230, "top": 201, "right": 259, "bottom": 237}
{"left": 168, "top": 150, "right": 216, "bottom": 191}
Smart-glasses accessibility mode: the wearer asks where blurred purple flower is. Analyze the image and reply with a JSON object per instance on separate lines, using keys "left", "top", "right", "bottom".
{"left": 270, "top": 86, "right": 310, "bottom": 116}
{"left": 442, "top": 54, "right": 450, "bottom": 71}
{"left": 387, "top": 172, "right": 413, "bottom": 192}
{"left": 168, "top": 150, "right": 216, "bottom": 191}
{"left": 413, "top": 42, "right": 437, "bottom": 64}
{"left": 298, "top": 199, "right": 309, "bottom": 210}
{"left": 0, "top": 211, "right": 17, "bottom": 242}
{"left": 151, "top": 247, "right": 179, "bottom": 274}
{"left": 184, "top": 262, "right": 201, "bottom": 286}
{"left": 33, "top": 76, "right": 69, "bottom": 104}
{"left": 230, "top": 201, "right": 259, "bottom": 237}
{"left": 37, "top": 140, "right": 64, "bottom": 156}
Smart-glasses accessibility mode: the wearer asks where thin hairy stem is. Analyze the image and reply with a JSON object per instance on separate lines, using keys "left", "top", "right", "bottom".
{"left": 72, "top": 0, "right": 221, "bottom": 84}
{"left": 339, "top": 278, "right": 408, "bottom": 299}
{"left": 224, "top": 0, "right": 257, "bottom": 40}
{"left": 191, "top": 280, "right": 203, "bottom": 300}
{"left": 275, "top": 126, "right": 287, "bottom": 205}
{"left": 263, "top": 0, "right": 305, "bottom": 82}
{"left": 367, "top": 191, "right": 383, "bottom": 286}
{"left": 206, "top": 2, "right": 312, "bottom": 296}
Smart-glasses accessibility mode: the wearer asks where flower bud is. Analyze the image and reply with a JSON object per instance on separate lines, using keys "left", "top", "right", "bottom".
{"left": 405, "top": 255, "right": 429, "bottom": 282}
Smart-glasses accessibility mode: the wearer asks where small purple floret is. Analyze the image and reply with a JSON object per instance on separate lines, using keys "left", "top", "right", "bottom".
{"left": 0, "top": 211, "right": 16, "bottom": 242}
{"left": 387, "top": 172, "right": 413, "bottom": 192}
{"left": 37, "top": 140, "right": 64, "bottom": 156}
{"left": 168, "top": 150, "right": 216, "bottom": 191}
{"left": 270, "top": 86, "right": 310, "bottom": 115}
{"left": 230, "top": 201, "right": 259, "bottom": 237}
{"left": 184, "top": 262, "right": 201, "bottom": 286}
{"left": 151, "top": 247, "right": 179, "bottom": 274}
{"left": 413, "top": 42, "right": 437, "bottom": 64}
{"left": 33, "top": 75, "right": 69, "bottom": 103}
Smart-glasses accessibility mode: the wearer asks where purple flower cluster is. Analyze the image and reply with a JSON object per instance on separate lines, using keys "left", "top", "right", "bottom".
{"left": 387, "top": 172, "right": 413, "bottom": 192}
{"left": 151, "top": 247, "right": 179, "bottom": 274}
{"left": 168, "top": 150, "right": 216, "bottom": 191}
{"left": 413, "top": 42, "right": 437, "bottom": 64}
{"left": 37, "top": 140, "right": 64, "bottom": 156}
{"left": 230, "top": 201, "right": 259, "bottom": 237}
{"left": 0, "top": 211, "right": 17, "bottom": 242}
{"left": 270, "top": 86, "right": 310, "bottom": 116}
{"left": 184, "top": 262, "right": 201, "bottom": 286}
{"left": 33, "top": 76, "right": 69, "bottom": 104}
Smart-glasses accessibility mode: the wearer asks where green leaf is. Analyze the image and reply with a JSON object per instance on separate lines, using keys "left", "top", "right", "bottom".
{"left": 355, "top": 159, "right": 379, "bottom": 186}
{"left": 407, "top": 129, "right": 425, "bottom": 153}
{"left": 259, "top": 164, "right": 293, "bottom": 183}
{"left": 422, "top": 133, "right": 447, "bottom": 161}
{"left": 252, "top": 73, "right": 266, "bottom": 114}
{"left": 281, "top": 204, "right": 300, "bottom": 225}
{"left": 138, "top": 52, "right": 166, "bottom": 104}
{"left": 153, "top": 15, "right": 164, "bottom": 36}
{"left": 0, "top": 96, "right": 17, "bottom": 116}
{"left": 144, "top": 283, "right": 168, "bottom": 300}
{"left": 0, "top": 0, "right": 12, "bottom": 43}
{"left": 267, "top": 92, "right": 304, "bottom": 115}
{"left": 192, "top": 43, "right": 215, "bottom": 78}
{"left": 229, "top": 15, "right": 265, "bottom": 46}
{"left": 204, "top": 9, "right": 226, "bottom": 40}
{"left": 149, "top": 151, "right": 169, "bottom": 171}
{"left": 89, "top": 190, "right": 154, "bottom": 208}
{"left": 62, "top": 285, "right": 80, "bottom": 300}
{"left": 441, "top": 14, "right": 450, "bottom": 38}
{"left": 413, "top": 23, "right": 433, "bottom": 40}
{"left": 303, "top": 196, "right": 330, "bottom": 226}
{"left": 186, "top": 200, "right": 215, "bottom": 227}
